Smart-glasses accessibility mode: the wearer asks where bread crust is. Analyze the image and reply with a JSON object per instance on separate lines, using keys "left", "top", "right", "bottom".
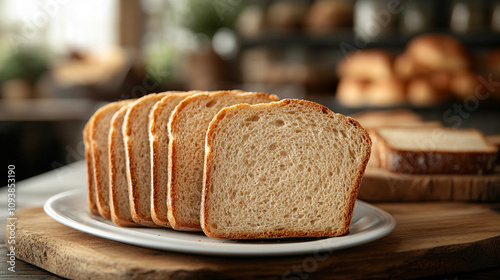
{"left": 201, "top": 99, "right": 372, "bottom": 239}
{"left": 168, "top": 90, "right": 278, "bottom": 231}
{"left": 90, "top": 100, "right": 131, "bottom": 219}
{"left": 109, "top": 104, "right": 138, "bottom": 227}
{"left": 149, "top": 91, "right": 198, "bottom": 227}
{"left": 124, "top": 93, "right": 171, "bottom": 227}
{"left": 373, "top": 128, "right": 498, "bottom": 174}
{"left": 84, "top": 118, "right": 100, "bottom": 216}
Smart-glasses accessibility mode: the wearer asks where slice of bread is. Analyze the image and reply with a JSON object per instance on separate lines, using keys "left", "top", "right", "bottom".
{"left": 83, "top": 117, "right": 99, "bottom": 216}
{"left": 123, "top": 92, "right": 171, "bottom": 227}
{"left": 201, "top": 99, "right": 372, "bottom": 239}
{"left": 90, "top": 100, "right": 132, "bottom": 219}
{"left": 351, "top": 109, "right": 423, "bottom": 128}
{"left": 373, "top": 127, "right": 498, "bottom": 174}
{"left": 149, "top": 91, "right": 199, "bottom": 227}
{"left": 109, "top": 103, "right": 137, "bottom": 226}
{"left": 486, "top": 134, "right": 500, "bottom": 164}
{"left": 168, "top": 90, "right": 279, "bottom": 230}
{"left": 351, "top": 110, "right": 443, "bottom": 168}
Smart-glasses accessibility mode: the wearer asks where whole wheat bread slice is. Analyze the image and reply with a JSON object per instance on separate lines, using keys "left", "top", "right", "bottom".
{"left": 149, "top": 91, "right": 199, "bottom": 227}
{"left": 486, "top": 134, "right": 500, "bottom": 165}
{"left": 123, "top": 92, "right": 171, "bottom": 227}
{"left": 109, "top": 103, "right": 137, "bottom": 226}
{"left": 89, "top": 100, "right": 132, "bottom": 219}
{"left": 373, "top": 127, "right": 498, "bottom": 174}
{"left": 84, "top": 117, "right": 99, "bottom": 216}
{"left": 201, "top": 99, "right": 372, "bottom": 239}
{"left": 168, "top": 90, "right": 279, "bottom": 230}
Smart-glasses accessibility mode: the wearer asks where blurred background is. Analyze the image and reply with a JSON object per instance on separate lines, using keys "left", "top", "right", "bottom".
{"left": 1, "top": 0, "right": 499, "bottom": 181}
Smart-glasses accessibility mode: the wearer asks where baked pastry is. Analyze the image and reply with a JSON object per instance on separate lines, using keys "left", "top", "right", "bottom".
{"left": 123, "top": 93, "right": 171, "bottom": 227}
{"left": 168, "top": 91, "right": 278, "bottom": 231}
{"left": 201, "top": 99, "right": 372, "bottom": 239}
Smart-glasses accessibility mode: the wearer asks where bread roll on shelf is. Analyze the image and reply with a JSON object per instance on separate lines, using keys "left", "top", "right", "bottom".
{"left": 337, "top": 50, "right": 394, "bottom": 80}
{"left": 405, "top": 33, "right": 471, "bottom": 73}
{"left": 450, "top": 71, "right": 480, "bottom": 99}
{"left": 366, "top": 78, "right": 406, "bottom": 107}
{"left": 304, "top": 0, "right": 353, "bottom": 34}
{"left": 428, "top": 71, "right": 452, "bottom": 93}
{"left": 407, "top": 77, "right": 449, "bottom": 107}
{"left": 266, "top": 1, "right": 307, "bottom": 32}
{"left": 394, "top": 54, "right": 417, "bottom": 80}
{"left": 336, "top": 77, "right": 368, "bottom": 107}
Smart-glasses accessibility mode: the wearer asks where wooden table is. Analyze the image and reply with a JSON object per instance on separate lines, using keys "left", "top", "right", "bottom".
{"left": 1, "top": 161, "right": 500, "bottom": 279}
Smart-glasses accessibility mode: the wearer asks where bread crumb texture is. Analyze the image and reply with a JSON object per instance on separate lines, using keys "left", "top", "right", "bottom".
{"left": 203, "top": 99, "right": 371, "bottom": 239}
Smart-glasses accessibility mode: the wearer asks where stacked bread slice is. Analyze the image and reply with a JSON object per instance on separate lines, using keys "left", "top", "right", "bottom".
{"left": 84, "top": 91, "right": 375, "bottom": 239}
{"left": 369, "top": 127, "right": 498, "bottom": 174}
{"left": 351, "top": 110, "right": 498, "bottom": 174}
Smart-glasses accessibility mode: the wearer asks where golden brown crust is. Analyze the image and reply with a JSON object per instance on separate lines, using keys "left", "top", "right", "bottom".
{"left": 90, "top": 100, "right": 132, "bottom": 219}
{"left": 124, "top": 93, "right": 172, "bottom": 227}
{"left": 150, "top": 91, "right": 198, "bottom": 227}
{"left": 168, "top": 90, "right": 278, "bottom": 231}
{"left": 109, "top": 104, "right": 138, "bottom": 227}
{"left": 201, "top": 99, "right": 371, "bottom": 239}
{"left": 84, "top": 119, "right": 100, "bottom": 216}
{"left": 373, "top": 128, "right": 498, "bottom": 174}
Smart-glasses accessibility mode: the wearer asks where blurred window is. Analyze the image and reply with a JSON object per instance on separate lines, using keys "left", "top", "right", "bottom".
{"left": 0, "top": 0, "right": 118, "bottom": 53}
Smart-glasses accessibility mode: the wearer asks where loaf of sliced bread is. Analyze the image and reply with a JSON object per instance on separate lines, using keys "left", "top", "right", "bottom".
{"left": 201, "top": 99, "right": 372, "bottom": 239}
{"left": 109, "top": 103, "right": 137, "bottom": 226}
{"left": 89, "top": 100, "right": 132, "bottom": 219}
{"left": 168, "top": 91, "right": 279, "bottom": 230}
{"left": 373, "top": 127, "right": 498, "bottom": 174}
{"left": 149, "top": 91, "right": 199, "bottom": 227}
{"left": 83, "top": 117, "right": 99, "bottom": 216}
{"left": 123, "top": 92, "right": 171, "bottom": 227}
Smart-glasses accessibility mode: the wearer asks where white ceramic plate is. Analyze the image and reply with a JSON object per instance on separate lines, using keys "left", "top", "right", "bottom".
{"left": 44, "top": 189, "right": 396, "bottom": 257}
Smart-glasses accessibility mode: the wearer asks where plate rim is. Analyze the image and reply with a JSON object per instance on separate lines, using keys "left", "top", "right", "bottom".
{"left": 44, "top": 189, "right": 396, "bottom": 257}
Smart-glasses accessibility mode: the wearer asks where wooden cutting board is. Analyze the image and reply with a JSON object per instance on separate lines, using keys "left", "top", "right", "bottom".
{"left": 7, "top": 203, "right": 500, "bottom": 280}
{"left": 359, "top": 165, "right": 500, "bottom": 202}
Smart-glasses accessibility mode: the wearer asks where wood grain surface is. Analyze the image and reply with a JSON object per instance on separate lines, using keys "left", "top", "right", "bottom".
{"left": 359, "top": 166, "right": 500, "bottom": 202}
{"left": 6, "top": 203, "right": 500, "bottom": 280}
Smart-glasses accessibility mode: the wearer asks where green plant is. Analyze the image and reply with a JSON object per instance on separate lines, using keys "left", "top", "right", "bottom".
{"left": 182, "top": 0, "right": 245, "bottom": 39}
{"left": 0, "top": 48, "right": 50, "bottom": 83}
